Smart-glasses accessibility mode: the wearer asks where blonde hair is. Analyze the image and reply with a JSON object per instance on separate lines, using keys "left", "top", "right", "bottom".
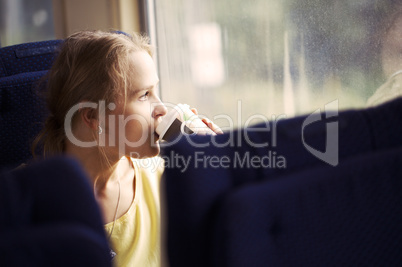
{"left": 32, "top": 30, "right": 153, "bottom": 158}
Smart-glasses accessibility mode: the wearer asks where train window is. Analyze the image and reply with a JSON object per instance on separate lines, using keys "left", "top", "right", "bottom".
{"left": 153, "top": 0, "right": 396, "bottom": 127}
{"left": 0, "top": 0, "right": 55, "bottom": 47}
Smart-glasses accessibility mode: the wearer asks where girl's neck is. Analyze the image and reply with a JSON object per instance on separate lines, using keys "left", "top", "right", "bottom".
{"left": 65, "top": 141, "right": 128, "bottom": 188}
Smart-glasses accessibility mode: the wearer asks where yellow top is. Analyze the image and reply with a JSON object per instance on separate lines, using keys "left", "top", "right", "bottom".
{"left": 104, "top": 157, "right": 163, "bottom": 267}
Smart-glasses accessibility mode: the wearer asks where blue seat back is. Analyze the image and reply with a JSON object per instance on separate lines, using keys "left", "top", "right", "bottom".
{"left": 211, "top": 147, "right": 402, "bottom": 267}
{"left": 162, "top": 97, "right": 402, "bottom": 267}
{"left": 0, "top": 40, "right": 62, "bottom": 170}
{"left": 0, "top": 40, "right": 61, "bottom": 77}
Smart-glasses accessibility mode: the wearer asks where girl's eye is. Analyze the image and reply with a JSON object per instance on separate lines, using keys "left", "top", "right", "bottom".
{"left": 139, "top": 91, "right": 149, "bottom": 101}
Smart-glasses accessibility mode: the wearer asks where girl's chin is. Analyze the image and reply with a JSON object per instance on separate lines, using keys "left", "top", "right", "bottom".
{"left": 148, "top": 146, "right": 161, "bottom": 157}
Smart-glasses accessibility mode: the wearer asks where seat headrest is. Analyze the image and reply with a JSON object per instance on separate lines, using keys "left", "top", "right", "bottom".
{"left": 0, "top": 40, "right": 62, "bottom": 78}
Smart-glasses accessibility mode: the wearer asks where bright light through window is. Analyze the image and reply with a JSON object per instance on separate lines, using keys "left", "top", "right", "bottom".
{"left": 154, "top": 0, "right": 400, "bottom": 128}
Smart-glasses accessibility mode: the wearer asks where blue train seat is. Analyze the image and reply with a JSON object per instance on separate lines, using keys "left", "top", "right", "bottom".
{"left": 162, "top": 97, "right": 402, "bottom": 267}
{"left": 0, "top": 40, "right": 62, "bottom": 170}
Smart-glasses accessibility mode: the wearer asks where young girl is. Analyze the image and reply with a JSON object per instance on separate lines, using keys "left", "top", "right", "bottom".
{"left": 33, "top": 30, "right": 220, "bottom": 266}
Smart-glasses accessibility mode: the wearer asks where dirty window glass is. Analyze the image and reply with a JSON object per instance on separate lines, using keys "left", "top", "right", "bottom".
{"left": 154, "top": 0, "right": 399, "bottom": 127}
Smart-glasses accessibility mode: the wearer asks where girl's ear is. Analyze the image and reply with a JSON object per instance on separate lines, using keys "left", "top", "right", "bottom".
{"left": 79, "top": 107, "right": 98, "bottom": 130}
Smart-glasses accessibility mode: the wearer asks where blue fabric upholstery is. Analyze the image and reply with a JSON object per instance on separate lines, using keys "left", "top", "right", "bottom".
{"left": 0, "top": 40, "right": 61, "bottom": 78}
{"left": 0, "top": 40, "right": 112, "bottom": 264}
{"left": 211, "top": 147, "right": 402, "bottom": 267}
{"left": 162, "top": 97, "right": 402, "bottom": 267}
{"left": 0, "top": 40, "right": 61, "bottom": 170}
{"left": 0, "top": 71, "right": 49, "bottom": 170}
{"left": 0, "top": 157, "right": 111, "bottom": 267}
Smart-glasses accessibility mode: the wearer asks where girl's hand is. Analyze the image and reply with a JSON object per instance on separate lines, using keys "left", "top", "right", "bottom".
{"left": 190, "top": 108, "right": 224, "bottom": 135}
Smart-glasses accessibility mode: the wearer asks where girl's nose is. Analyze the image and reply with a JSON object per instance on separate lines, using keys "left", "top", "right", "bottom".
{"left": 152, "top": 100, "right": 168, "bottom": 119}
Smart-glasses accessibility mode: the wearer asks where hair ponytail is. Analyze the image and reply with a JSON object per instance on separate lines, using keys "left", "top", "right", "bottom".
{"left": 32, "top": 114, "right": 65, "bottom": 158}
